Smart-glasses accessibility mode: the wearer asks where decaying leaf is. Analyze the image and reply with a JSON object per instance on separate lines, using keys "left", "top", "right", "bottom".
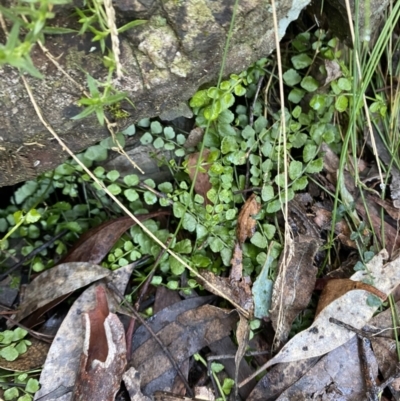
{"left": 72, "top": 285, "right": 126, "bottom": 401}
{"left": 324, "top": 59, "right": 342, "bottom": 85}
{"left": 187, "top": 150, "right": 212, "bottom": 205}
{"left": 229, "top": 242, "right": 243, "bottom": 282}
{"left": 274, "top": 336, "right": 377, "bottom": 401}
{"left": 131, "top": 302, "right": 238, "bottom": 396}
{"left": 123, "top": 367, "right": 152, "bottom": 401}
{"left": 15, "top": 262, "right": 111, "bottom": 323}
{"left": 313, "top": 206, "right": 357, "bottom": 248}
{"left": 199, "top": 271, "right": 253, "bottom": 317}
{"left": 356, "top": 201, "right": 400, "bottom": 257}
{"left": 270, "top": 235, "right": 320, "bottom": 348}
{"left": 234, "top": 314, "right": 250, "bottom": 400}
{"left": 246, "top": 357, "right": 320, "bottom": 401}
{"left": 183, "top": 127, "right": 204, "bottom": 149}
{"left": 236, "top": 194, "right": 261, "bottom": 245}
{"left": 208, "top": 336, "right": 255, "bottom": 400}
{"left": 244, "top": 249, "right": 393, "bottom": 374}
{"left": 60, "top": 212, "right": 168, "bottom": 264}
{"left": 369, "top": 300, "right": 400, "bottom": 393}
{"left": 315, "top": 278, "right": 386, "bottom": 317}
{"left": 34, "top": 264, "right": 134, "bottom": 401}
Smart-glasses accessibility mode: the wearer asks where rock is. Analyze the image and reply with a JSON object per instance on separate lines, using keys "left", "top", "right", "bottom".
{"left": 0, "top": 0, "right": 312, "bottom": 187}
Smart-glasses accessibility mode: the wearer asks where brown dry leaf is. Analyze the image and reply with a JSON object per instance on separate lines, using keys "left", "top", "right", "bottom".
{"left": 183, "top": 127, "right": 204, "bottom": 149}
{"left": 0, "top": 337, "right": 50, "bottom": 372}
{"left": 315, "top": 278, "right": 386, "bottom": 317}
{"left": 236, "top": 194, "right": 261, "bottom": 244}
{"left": 270, "top": 235, "right": 320, "bottom": 348}
{"left": 131, "top": 303, "right": 238, "bottom": 396}
{"left": 60, "top": 212, "right": 168, "bottom": 264}
{"left": 324, "top": 59, "right": 342, "bottom": 85}
{"left": 199, "top": 271, "right": 253, "bottom": 317}
{"left": 356, "top": 201, "right": 400, "bottom": 257}
{"left": 369, "top": 195, "right": 400, "bottom": 220}
{"left": 313, "top": 206, "right": 356, "bottom": 248}
{"left": 366, "top": 299, "right": 400, "bottom": 394}
{"left": 229, "top": 242, "right": 243, "bottom": 282}
{"left": 72, "top": 285, "right": 126, "bottom": 401}
{"left": 187, "top": 150, "right": 212, "bottom": 205}
{"left": 15, "top": 262, "right": 111, "bottom": 323}
{"left": 234, "top": 314, "right": 250, "bottom": 400}
{"left": 209, "top": 337, "right": 255, "bottom": 400}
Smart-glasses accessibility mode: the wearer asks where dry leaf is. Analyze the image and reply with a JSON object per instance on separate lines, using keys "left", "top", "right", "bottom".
{"left": 274, "top": 336, "right": 377, "bottom": 401}
{"left": 15, "top": 262, "right": 111, "bottom": 323}
{"left": 315, "top": 278, "right": 386, "bottom": 317}
{"left": 246, "top": 357, "right": 319, "bottom": 401}
{"left": 183, "top": 127, "right": 204, "bottom": 149}
{"left": 369, "top": 195, "right": 400, "bottom": 220}
{"left": 60, "top": 212, "right": 168, "bottom": 264}
{"left": 187, "top": 150, "right": 212, "bottom": 205}
{"left": 123, "top": 367, "right": 152, "bottom": 401}
{"left": 131, "top": 304, "right": 238, "bottom": 396}
{"left": 34, "top": 264, "right": 134, "bottom": 401}
{"left": 246, "top": 249, "right": 394, "bottom": 373}
{"left": 324, "top": 59, "right": 342, "bottom": 85}
{"left": 72, "top": 286, "right": 126, "bottom": 401}
{"left": 236, "top": 194, "right": 261, "bottom": 244}
{"left": 270, "top": 235, "right": 320, "bottom": 348}
{"left": 209, "top": 337, "right": 255, "bottom": 400}
{"left": 234, "top": 314, "right": 250, "bottom": 400}
{"left": 199, "top": 271, "right": 253, "bottom": 317}
{"left": 229, "top": 242, "right": 243, "bottom": 282}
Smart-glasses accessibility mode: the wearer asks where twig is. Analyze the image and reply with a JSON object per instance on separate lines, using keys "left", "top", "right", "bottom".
{"left": 107, "top": 282, "right": 194, "bottom": 398}
{"left": 329, "top": 317, "right": 384, "bottom": 340}
{"left": 0, "top": 229, "right": 69, "bottom": 281}
{"left": 126, "top": 239, "right": 171, "bottom": 360}
{"left": 2, "top": 315, "right": 53, "bottom": 343}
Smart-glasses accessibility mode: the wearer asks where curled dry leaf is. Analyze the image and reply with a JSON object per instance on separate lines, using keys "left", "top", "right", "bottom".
{"left": 72, "top": 285, "right": 126, "bottom": 401}
{"left": 315, "top": 278, "right": 386, "bottom": 317}
{"left": 187, "top": 150, "right": 212, "bottom": 205}
{"left": 34, "top": 264, "right": 134, "bottom": 401}
{"left": 183, "top": 127, "right": 204, "bottom": 149}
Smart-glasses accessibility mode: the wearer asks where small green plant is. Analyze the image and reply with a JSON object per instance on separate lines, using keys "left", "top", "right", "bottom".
{"left": 0, "top": 371, "right": 40, "bottom": 401}
{"left": 0, "top": 328, "right": 31, "bottom": 362}
{"left": 0, "top": 0, "right": 73, "bottom": 77}
{"left": 71, "top": 73, "right": 132, "bottom": 126}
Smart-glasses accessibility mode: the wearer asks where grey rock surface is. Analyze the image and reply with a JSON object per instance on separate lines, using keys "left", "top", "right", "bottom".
{"left": 0, "top": 0, "right": 311, "bottom": 187}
